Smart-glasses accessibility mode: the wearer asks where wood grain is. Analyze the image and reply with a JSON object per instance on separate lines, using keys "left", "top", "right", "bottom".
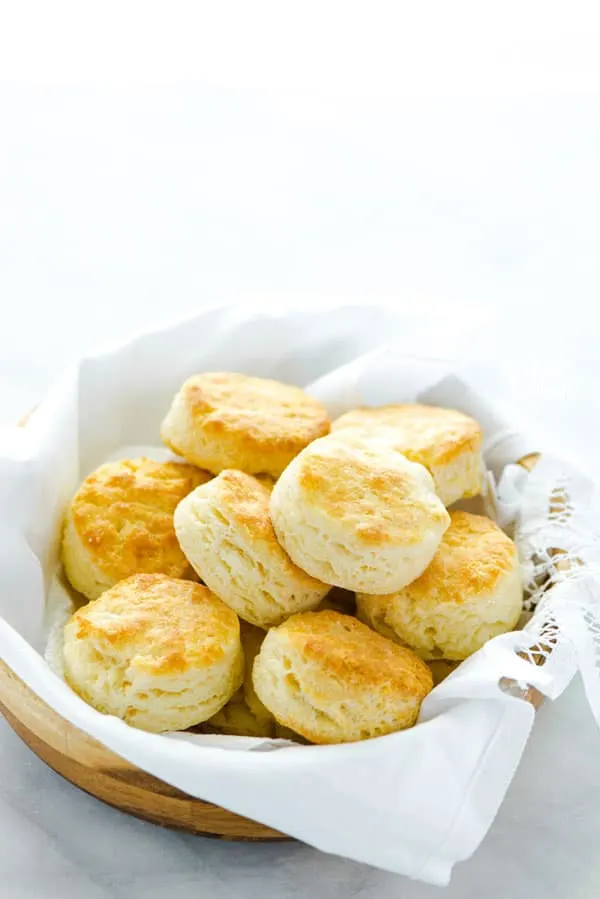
{"left": 0, "top": 660, "right": 286, "bottom": 840}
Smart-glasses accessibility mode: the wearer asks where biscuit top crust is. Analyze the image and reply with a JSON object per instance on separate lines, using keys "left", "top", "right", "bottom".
{"left": 290, "top": 436, "right": 449, "bottom": 547}
{"left": 378, "top": 510, "right": 519, "bottom": 605}
{"left": 66, "top": 573, "right": 240, "bottom": 677}
{"left": 331, "top": 404, "right": 482, "bottom": 466}
{"left": 274, "top": 610, "right": 433, "bottom": 697}
{"left": 180, "top": 372, "right": 330, "bottom": 450}
{"left": 70, "top": 458, "right": 210, "bottom": 579}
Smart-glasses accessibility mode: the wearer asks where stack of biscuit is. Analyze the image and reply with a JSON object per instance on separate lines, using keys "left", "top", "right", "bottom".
{"left": 60, "top": 372, "right": 523, "bottom": 744}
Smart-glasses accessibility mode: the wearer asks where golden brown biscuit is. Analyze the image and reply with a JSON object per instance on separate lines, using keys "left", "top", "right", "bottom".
{"left": 200, "top": 693, "right": 272, "bottom": 738}
{"left": 161, "top": 372, "right": 330, "bottom": 477}
{"left": 174, "top": 470, "right": 330, "bottom": 627}
{"left": 62, "top": 458, "right": 210, "bottom": 601}
{"left": 357, "top": 511, "right": 522, "bottom": 661}
{"left": 252, "top": 610, "right": 433, "bottom": 744}
{"left": 62, "top": 574, "right": 243, "bottom": 733}
{"left": 331, "top": 404, "right": 483, "bottom": 506}
{"left": 269, "top": 434, "right": 450, "bottom": 593}
{"left": 203, "top": 623, "right": 275, "bottom": 737}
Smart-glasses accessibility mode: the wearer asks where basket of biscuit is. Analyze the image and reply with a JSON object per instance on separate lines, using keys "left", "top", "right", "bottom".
{"left": 1, "top": 304, "right": 599, "bottom": 885}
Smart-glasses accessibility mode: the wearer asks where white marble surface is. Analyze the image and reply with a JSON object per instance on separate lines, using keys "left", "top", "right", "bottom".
{"left": 2, "top": 79, "right": 600, "bottom": 897}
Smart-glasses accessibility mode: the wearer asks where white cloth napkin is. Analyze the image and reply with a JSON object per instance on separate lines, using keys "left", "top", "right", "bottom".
{"left": 0, "top": 304, "right": 591, "bottom": 884}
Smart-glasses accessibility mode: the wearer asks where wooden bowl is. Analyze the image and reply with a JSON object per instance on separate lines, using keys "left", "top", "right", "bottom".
{"left": 0, "top": 659, "right": 287, "bottom": 839}
{"left": 0, "top": 438, "right": 544, "bottom": 841}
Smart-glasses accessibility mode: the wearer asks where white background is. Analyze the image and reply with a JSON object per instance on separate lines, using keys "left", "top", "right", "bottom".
{"left": 2, "top": 3, "right": 600, "bottom": 896}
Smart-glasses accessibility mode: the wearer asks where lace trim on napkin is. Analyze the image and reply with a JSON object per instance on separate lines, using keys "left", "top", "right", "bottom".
{"left": 497, "top": 455, "right": 600, "bottom": 712}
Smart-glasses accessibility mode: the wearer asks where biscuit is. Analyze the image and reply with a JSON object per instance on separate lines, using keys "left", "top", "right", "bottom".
{"left": 331, "top": 404, "right": 483, "bottom": 506}
{"left": 203, "top": 623, "right": 275, "bottom": 737}
{"left": 269, "top": 435, "right": 450, "bottom": 593}
{"left": 174, "top": 470, "right": 330, "bottom": 627}
{"left": 62, "top": 458, "right": 211, "bottom": 601}
{"left": 161, "top": 372, "right": 330, "bottom": 477}
{"left": 252, "top": 610, "right": 433, "bottom": 744}
{"left": 200, "top": 693, "right": 272, "bottom": 738}
{"left": 357, "top": 511, "right": 523, "bottom": 660}
{"left": 62, "top": 574, "right": 243, "bottom": 733}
